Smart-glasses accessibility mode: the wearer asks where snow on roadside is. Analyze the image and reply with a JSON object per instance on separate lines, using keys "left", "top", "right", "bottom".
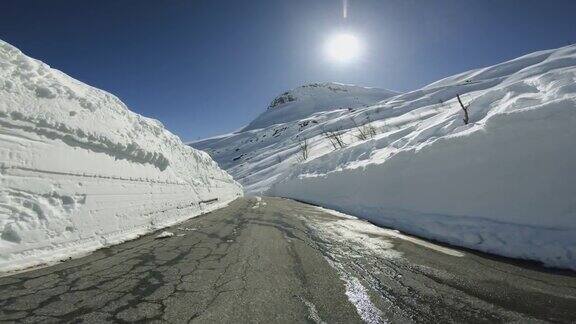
{"left": 155, "top": 231, "right": 175, "bottom": 239}
{"left": 0, "top": 40, "right": 243, "bottom": 273}
{"left": 269, "top": 44, "right": 576, "bottom": 270}
{"left": 310, "top": 206, "right": 465, "bottom": 257}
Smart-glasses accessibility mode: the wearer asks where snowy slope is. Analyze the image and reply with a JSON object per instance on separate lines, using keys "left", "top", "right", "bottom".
{"left": 192, "top": 82, "right": 398, "bottom": 193}
{"left": 0, "top": 40, "right": 242, "bottom": 272}
{"left": 198, "top": 44, "right": 576, "bottom": 270}
{"left": 244, "top": 82, "right": 398, "bottom": 130}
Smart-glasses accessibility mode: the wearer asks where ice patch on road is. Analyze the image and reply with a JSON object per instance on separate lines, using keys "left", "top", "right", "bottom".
{"left": 324, "top": 257, "right": 384, "bottom": 324}
{"left": 300, "top": 213, "right": 392, "bottom": 323}
{"left": 343, "top": 275, "right": 384, "bottom": 324}
{"left": 306, "top": 215, "right": 401, "bottom": 260}
{"left": 302, "top": 208, "right": 465, "bottom": 322}
{"left": 155, "top": 231, "right": 174, "bottom": 239}
{"left": 298, "top": 296, "right": 326, "bottom": 324}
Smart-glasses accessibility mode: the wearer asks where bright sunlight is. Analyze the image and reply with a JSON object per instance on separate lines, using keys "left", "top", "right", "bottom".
{"left": 325, "top": 33, "right": 361, "bottom": 63}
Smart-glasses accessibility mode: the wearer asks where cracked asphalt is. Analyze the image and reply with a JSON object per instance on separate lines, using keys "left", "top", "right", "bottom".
{"left": 1, "top": 197, "right": 575, "bottom": 323}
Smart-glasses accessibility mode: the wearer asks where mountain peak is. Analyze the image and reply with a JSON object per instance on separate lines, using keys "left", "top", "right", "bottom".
{"left": 267, "top": 82, "right": 395, "bottom": 110}
{"left": 243, "top": 82, "right": 397, "bottom": 130}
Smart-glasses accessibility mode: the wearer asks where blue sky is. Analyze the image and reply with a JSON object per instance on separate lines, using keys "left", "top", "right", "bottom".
{"left": 1, "top": 0, "right": 575, "bottom": 141}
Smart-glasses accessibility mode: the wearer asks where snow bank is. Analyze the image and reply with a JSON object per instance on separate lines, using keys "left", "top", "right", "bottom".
{"left": 0, "top": 40, "right": 242, "bottom": 272}
{"left": 269, "top": 44, "right": 576, "bottom": 270}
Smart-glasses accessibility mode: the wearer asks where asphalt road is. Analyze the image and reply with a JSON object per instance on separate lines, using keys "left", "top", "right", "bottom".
{"left": 1, "top": 197, "right": 575, "bottom": 323}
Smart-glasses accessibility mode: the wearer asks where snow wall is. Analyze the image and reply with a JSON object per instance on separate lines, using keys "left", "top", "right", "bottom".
{"left": 0, "top": 40, "right": 243, "bottom": 272}
{"left": 270, "top": 45, "right": 576, "bottom": 270}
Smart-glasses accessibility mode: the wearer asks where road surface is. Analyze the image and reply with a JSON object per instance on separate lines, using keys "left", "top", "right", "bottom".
{"left": 1, "top": 197, "right": 575, "bottom": 323}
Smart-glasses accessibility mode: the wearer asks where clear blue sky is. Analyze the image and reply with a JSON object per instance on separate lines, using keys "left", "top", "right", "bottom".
{"left": 1, "top": 0, "right": 575, "bottom": 141}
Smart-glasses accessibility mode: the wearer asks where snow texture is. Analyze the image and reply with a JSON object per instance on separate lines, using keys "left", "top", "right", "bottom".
{"left": 155, "top": 231, "right": 175, "bottom": 239}
{"left": 192, "top": 82, "right": 398, "bottom": 193}
{"left": 245, "top": 82, "right": 398, "bottom": 130}
{"left": 196, "top": 44, "right": 576, "bottom": 270}
{"left": 0, "top": 40, "right": 243, "bottom": 272}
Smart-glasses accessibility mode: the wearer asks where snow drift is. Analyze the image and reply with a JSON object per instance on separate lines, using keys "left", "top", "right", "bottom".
{"left": 197, "top": 44, "right": 576, "bottom": 270}
{"left": 0, "top": 40, "right": 242, "bottom": 272}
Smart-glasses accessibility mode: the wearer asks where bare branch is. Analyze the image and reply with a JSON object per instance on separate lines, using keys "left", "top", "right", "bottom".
{"left": 456, "top": 94, "right": 470, "bottom": 125}
{"left": 351, "top": 117, "right": 378, "bottom": 141}
{"left": 322, "top": 129, "right": 346, "bottom": 150}
{"left": 351, "top": 118, "right": 368, "bottom": 140}
{"left": 298, "top": 138, "right": 309, "bottom": 162}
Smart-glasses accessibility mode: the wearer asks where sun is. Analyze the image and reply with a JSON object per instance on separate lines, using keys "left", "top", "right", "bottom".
{"left": 325, "top": 33, "right": 361, "bottom": 63}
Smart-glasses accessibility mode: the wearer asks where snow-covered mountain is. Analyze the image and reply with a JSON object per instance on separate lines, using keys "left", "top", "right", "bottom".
{"left": 194, "top": 44, "right": 576, "bottom": 270}
{"left": 192, "top": 82, "right": 399, "bottom": 193}
{"left": 0, "top": 40, "right": 242, "bottom": 272}
{"left": 244, "top": 82, "right": 398, "bottom": 130}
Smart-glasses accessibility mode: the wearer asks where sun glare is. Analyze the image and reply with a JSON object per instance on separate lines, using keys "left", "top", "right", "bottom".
{"left": 325, "top": 33, "right": 361, "bottom": 63}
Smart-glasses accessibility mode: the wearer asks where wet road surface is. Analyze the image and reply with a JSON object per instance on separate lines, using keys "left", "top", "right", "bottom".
{"left": 1, "top": 197, "right": 575, "bottom": 323}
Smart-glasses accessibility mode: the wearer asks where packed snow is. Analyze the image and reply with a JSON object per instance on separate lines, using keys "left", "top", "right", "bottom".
{"left": 0, "top": 40, "right": 242, "bottom": 272}
{"left": 196, "top": 44, "right": 576, "bottom": 270}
